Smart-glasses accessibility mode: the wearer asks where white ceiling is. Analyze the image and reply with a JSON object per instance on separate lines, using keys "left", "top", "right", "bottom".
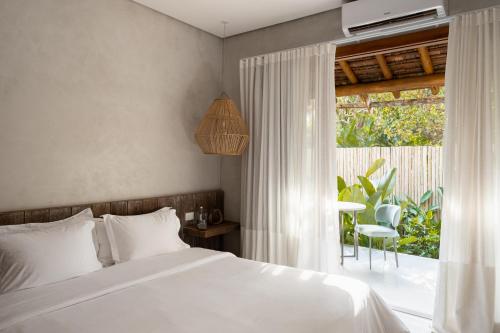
{"left": 133, "top": 0, "right": 346, "bottom": 37}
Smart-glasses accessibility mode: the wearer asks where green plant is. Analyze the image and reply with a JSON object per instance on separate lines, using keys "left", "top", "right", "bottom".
{"left": 393, "top": 188, "right": 443, "bottom": 258}
{"left": 337, "top": 115, "right": 378, "bottom": 147}
{"left": 336, "top": 89, "right": 445, "bottom": 147}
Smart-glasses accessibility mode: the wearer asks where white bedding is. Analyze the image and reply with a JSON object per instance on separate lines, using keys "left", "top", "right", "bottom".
{"left": 0, "top": 248, "right": 408, "bottom": 333}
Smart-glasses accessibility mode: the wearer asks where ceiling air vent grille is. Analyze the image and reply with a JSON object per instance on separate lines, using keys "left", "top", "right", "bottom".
{"left": 348, "top": 9, "right": 440, "bottom": 35}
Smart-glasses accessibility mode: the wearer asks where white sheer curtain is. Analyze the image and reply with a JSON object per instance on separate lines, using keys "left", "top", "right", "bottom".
{"left": 434, "top": 6, "right": 500, "bottom": 333}
{"left": 239, "top": 43, "right": 339, "bottom": 273}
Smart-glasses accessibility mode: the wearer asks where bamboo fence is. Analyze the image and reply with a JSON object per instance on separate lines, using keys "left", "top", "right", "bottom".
{"left": 336, "top": 146, "right": 443, "bottom": 203}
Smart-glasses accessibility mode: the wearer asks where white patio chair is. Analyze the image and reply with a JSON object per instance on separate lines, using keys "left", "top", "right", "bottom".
{"left": 355, "top": 204, "right": 401, "bottom": 270}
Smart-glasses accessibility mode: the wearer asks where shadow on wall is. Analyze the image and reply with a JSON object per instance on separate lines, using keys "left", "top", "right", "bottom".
{"left": 181, "top": 62, "right": 220, "bottom": 145}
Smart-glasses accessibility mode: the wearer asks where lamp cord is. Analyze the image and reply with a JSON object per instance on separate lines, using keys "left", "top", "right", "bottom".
{"left": 221, "top": 21, "right": 227, "bottom": 94}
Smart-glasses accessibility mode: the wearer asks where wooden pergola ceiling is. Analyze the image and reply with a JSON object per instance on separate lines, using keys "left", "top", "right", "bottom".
{"left": 334, "top": 26, "right": 448, "bottom": 98}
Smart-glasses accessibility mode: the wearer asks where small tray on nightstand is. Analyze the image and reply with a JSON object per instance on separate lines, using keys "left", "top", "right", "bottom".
{"left": 183, "top": 221, "right": 240, "bottom": 252}
{"left": 183, "top": 221, "right": 239, "bottom": 239}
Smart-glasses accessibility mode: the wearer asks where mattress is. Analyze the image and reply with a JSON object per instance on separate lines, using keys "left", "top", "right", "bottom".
{"left": 0, "top": 248, "right": 408, "bottom": 333}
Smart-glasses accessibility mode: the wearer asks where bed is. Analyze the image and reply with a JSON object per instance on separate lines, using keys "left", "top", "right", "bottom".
{"left": 0, "top": 191, "right": 408, "bottom": 333}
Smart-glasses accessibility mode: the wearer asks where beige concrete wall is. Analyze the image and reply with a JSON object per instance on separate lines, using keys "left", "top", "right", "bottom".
{"left": 0, "top": 0, "right": 222, "bottom": 211}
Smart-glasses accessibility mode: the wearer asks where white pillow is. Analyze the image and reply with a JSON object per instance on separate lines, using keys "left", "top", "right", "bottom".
{"left": 0, "top": 208, "right": 94, "bottom": 234}
{"left": 0, "top": 209, "right": 114, "bottom": 266}
{"left": 0, "top": 220, "right": 102, "bottom": 294}
{"left": 93, "top": 218, "right": 114, "bottom": 267}
{"left": 103, "top": 208, "right": 189, "bottom": 263}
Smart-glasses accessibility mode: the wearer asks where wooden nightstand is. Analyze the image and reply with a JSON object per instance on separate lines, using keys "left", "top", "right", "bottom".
{"left": 183, "top": 221, "right": 239, "bottom": 252}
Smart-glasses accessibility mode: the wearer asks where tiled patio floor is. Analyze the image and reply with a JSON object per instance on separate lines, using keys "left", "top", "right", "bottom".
{"left": 336, "top": 245, "right": 438, "bottom": 319}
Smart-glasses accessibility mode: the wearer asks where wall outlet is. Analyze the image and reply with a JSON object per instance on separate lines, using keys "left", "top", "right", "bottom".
{"left": 185, "top": 212, "right": 194, "bottom": 221}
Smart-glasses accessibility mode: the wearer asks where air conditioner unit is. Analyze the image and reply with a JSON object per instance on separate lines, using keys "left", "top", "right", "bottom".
{"left": 341, "top": 0, "right": 446, "bottom": 37}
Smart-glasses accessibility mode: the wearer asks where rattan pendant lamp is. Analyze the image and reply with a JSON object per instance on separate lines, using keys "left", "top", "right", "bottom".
{"left": 195, "top": 22, "right": 249, "bottom": 156}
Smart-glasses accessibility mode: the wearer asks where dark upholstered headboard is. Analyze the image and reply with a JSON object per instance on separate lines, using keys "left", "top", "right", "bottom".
{"left": 0, "top": 190, "right": 224, "bottom": 240}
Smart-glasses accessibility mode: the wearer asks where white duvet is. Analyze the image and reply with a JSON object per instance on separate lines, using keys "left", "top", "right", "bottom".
{"left": 0, "top": 248, "right": 408, "bottom": 333}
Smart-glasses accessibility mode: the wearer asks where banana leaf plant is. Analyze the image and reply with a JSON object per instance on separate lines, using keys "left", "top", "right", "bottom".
{"left": 338, "top": 158, "right": 397, "bottom": 225}
{"left": 337, "top": 159, "right": 397, "bottom": 247}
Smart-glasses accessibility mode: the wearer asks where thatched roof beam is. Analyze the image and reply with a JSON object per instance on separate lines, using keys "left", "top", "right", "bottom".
{"left": 418, "top": 47, "right": 441, "bottom": 96}
{"left": 339, "top": 60, "right": 359, "bottom": 84}
{"left": 418, "top": 47, "right": 434, "bottom": 74}
{"left": 337, "top": 97, "right": 445, "bottom": 109}
{"left": 335, "top": 73, "right": 445, "bottom": 97}
{"left": 375, "top": 54, "right": 393, "bottom": 80}
{"left": 375, "top": 54, "right": 400, "bottom": 99}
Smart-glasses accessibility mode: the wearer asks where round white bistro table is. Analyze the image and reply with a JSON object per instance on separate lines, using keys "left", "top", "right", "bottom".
{"left": 338, "top": 201, "right": 366, "bottom": 265}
